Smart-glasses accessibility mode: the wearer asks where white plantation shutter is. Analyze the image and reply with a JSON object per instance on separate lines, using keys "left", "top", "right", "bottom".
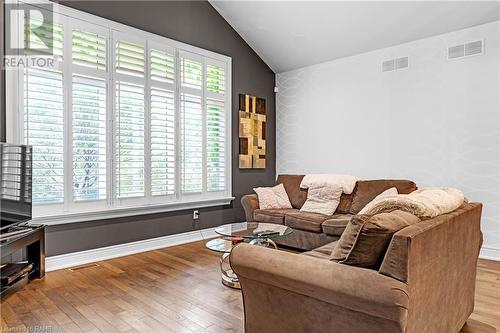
{"left": 72, "top": 75, "right": 107, "bottom": 201}
{"left": 205, "top": 61, "right": 226, "bottom": 192}
{"left": 181, "top": 57, "right": 202, "bottom": 90}
{"left": 206, "top": 64, "right": 225, "bottom": 94}
{"left": 24, "top": 68, "right": 65, "bottom": 204}
{"left": 151, "top": 49, "right": 175, "bottom": 84}
{"left": 150, "top": 88, "right": 175, "bottom": 196}
{"left": 206, "top": 98, "right": 225, "bottom": 191}
{"left": 116, "top": 82, "right": 145, "bottom": 198}
{"left": 180, "top": 53, "right": 203, "bottom": 194}
{"left": 71, "top": 24, "right": 109, "bottom": 204}
{"left": 181, "top": 93, "right": 203, "bottom": 193}
{"left": 116, "top": 40, "right": 145, "bottom": 77}
{"left": 72, "top": 29, "right": 106, "bottom": 70}
{"left": 149, "top": 45, "right": 176, "bottom": 197}
{"left": 179, "top": 54, "right": 228, "bottom": 195}
{"left": 23, "top": 17, "right": 64, "bottom": 207}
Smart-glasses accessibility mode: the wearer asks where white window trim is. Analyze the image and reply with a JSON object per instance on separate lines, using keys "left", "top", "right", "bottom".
{"left": 32, "top": 197, "right": 234, "bottom": 226}
{"left": 6, "top": 0, "right": 233, "bottom": 225}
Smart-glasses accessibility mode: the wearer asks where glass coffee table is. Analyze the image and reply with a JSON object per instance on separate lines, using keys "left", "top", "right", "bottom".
{"left": 206, "top": 222, "right": 293, "bottom": 289}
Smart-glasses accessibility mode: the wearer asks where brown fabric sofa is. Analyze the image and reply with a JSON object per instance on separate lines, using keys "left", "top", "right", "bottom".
{"left": 241, "top": 174, "right": 417, "bottom": 250}
{"left": 230, "top": 202, "right": 483, "bottom": 333}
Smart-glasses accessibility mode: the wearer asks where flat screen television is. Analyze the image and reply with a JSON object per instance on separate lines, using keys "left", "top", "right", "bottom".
{"left": 0, "top": 143, "right": 32, "bottom": 231}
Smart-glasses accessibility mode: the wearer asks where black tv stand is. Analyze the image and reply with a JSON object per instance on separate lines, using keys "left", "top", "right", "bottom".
{"left": 0, "top": 225, "right": 45, "bottom": 298}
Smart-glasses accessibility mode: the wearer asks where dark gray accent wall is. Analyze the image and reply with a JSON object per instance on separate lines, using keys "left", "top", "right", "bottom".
{"left": 5, "top": 1, "right": 276, "bottom": 256}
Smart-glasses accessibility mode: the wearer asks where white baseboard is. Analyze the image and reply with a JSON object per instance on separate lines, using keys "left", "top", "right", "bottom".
{"left": 46, "top": 226, "right": 223, "bottom": 272}
{"left": 479, "top": 246, "right": 500, "bottom": 261}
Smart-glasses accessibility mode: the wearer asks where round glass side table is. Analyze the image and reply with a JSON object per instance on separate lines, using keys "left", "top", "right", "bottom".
{"left": 206, "top": 238, "right": 241, "bottom": 289}
{"left": 205, "top": 222, "right": 293, "bottom": 289}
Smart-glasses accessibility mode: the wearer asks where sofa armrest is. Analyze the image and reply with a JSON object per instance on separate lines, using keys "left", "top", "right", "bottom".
{"left": 241, "top": 194, "right": 259, "bottom": 222}
{"left": 230, "top": 243, "right": 408, "bottom": 322}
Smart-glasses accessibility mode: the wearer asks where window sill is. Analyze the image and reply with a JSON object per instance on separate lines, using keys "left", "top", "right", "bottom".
{"left": 30, "top": 197, "right": 234, "bottom": 226}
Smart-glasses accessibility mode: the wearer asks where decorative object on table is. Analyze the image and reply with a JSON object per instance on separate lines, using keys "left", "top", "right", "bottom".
{"left": 231, "top": 237, "right": 244, "bottom": 245}
{"left": 238, "top": 93, "right": 266, "bottom": 169}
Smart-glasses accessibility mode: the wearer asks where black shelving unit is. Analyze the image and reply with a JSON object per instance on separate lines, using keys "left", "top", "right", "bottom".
{"left": 0, "top": 225, "right": 45, "bottom": 298}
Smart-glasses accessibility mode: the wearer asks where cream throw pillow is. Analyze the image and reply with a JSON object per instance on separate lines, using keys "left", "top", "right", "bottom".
{"left": 300, "top": 185, "right": 343, "bottom": 215}
{"left": 359, "top": 187, "right": 398, "bottom": 215}
{"left": 253, "top": 184, "right": 292, "bottom": 209}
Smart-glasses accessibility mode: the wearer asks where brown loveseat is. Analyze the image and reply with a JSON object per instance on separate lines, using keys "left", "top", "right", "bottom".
{"left": 241, "top": 174, "right": 417, "bottom": 250}
{"left": 231, "top": 202, "right": 483, "bottom": 333}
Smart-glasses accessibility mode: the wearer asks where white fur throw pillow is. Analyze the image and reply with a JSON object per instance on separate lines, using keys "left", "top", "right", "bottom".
{"left": 300, "top": 185, "right": 343, "bottom": 215}
{"left": 359, "top": 187, "right": 398, "bottom": 215}
{"left": 253, "top": 184, "right": 292, "bottom": 209}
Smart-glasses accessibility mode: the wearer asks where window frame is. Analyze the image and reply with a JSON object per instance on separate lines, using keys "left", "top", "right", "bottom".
{"left": 6, "top": 0, "right": 233, "bottom": 225}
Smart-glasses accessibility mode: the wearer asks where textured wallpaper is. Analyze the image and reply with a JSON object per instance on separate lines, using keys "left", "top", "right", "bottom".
{"left": 276, "top": 21, "right": 500, "bottom": 260}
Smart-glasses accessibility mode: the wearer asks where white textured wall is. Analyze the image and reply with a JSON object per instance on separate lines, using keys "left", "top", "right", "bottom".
{"left": 276, "top": 21, "right": 500, "bottom": 260}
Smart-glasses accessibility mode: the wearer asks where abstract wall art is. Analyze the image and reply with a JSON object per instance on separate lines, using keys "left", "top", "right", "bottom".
{"left": 239, "top": 94, "right": 266, "bottom": 169}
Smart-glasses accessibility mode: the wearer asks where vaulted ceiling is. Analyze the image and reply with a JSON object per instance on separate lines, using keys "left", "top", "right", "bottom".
{"left": 210, "top": 1, "right": 500, "bottom": 73}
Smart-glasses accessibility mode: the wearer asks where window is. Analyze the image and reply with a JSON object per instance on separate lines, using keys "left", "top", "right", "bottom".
{"left": 7, "top": 2, "right": 232, "bottom": 222}
{"left": 72, "top": 75, "right": 107, "bottom": 202}
{"left": 116, "top": 81, "right": 145, "bottom": 198}
{"left": 24, "top": 68, "right": 64, "bottom": 205}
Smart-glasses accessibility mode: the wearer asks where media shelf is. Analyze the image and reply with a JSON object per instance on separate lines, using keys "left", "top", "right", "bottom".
{"left": 0, "top": 225, "right": 45, "bottom": 298}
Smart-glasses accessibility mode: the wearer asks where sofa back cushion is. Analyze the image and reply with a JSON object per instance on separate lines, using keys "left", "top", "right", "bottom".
{"left": 337, "top": 192, "right": 354, "bottom": 213}
{"left": 331, "top": 210, "right": 420, "bottom": 267}
{"left": 275, "top": 176, "right": 417, "bottom": 214}
{"left": 349, "top": 180, "right": 417, "bottom": 214}
{"left": 276, "top": 175, "right": 307, "bottom": 209}
{"left": 276, "top": 174, "right": 354, "bottom": 211}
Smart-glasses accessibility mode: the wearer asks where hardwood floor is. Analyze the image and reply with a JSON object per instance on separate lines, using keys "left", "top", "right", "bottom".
{"left": 1, "top": 240, "right": 499, "bottom": 333}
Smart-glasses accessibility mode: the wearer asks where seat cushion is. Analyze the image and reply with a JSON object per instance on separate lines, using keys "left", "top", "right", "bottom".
{"left": 349, "top": 180, "right": 417, "bottom": 214}
{"left": 285, "top": 211, "right": 331, "bottom": 233}
{"left": 254, "top": 208, "right": 299, "bottom": 224}
{"left": 313, "top": 241, "right": 338, "bottom": 255}
{"left": 322, "top": 214, "right": 354, "bottom": 236}
{"left": 301, "top": 250, "right": 330, "bottom": 260}
{"left": 302, "top": 241, "right": 339, "bottom": 259}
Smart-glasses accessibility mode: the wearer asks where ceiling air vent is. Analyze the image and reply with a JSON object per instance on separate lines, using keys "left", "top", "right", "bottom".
{"left": 382, "top": 57, "right": 409, "bottom": 72}
{"left": 448, "top": 40, "right": 483, "bottom": 60}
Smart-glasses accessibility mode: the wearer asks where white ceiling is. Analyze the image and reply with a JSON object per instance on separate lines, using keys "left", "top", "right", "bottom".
{"left": 210, "top": 1, "right": 500, "bottom": 73}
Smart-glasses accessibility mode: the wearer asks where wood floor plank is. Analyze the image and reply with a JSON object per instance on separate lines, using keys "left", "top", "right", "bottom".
{"left": 1, "top": 240, "right": 498, "bottom": 332}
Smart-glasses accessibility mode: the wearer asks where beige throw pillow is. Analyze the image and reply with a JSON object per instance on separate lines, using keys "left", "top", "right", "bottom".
{"left": 358, "top": 187, "right": 398, "bottom": 215}
{"left": 300, "top": 185, "right": 343, "bottom": 215}
{"left": 254, "top": 184, "right": 292, "bottom": 209}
